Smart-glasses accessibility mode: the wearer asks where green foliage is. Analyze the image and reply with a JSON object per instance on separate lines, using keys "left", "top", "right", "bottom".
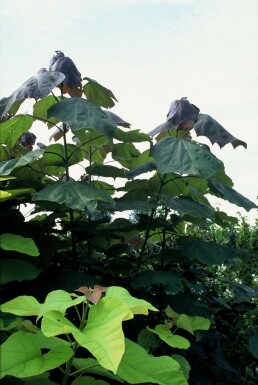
{"left": 0, "top": 55, "right": 257, "bottom": 385}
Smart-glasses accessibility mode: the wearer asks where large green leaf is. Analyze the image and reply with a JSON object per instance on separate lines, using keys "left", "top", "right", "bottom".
{"left": 131, "top": 271, "right": 183, "bottom": 294}
{"left": 42, "top": 143, "right": 83, "bottom": 167}
{"left": 33, "top": 95, "right": 61, "bottom": 127}
{"left": 0, "top": 234, "right": 39, "bottom": 256}
{"left": 0, "top": 187, "right": 35, "bottom": 202}
{"left": 209, "top": 178, "right": 258, "bottom": 211}
{"left": 0, "top": 149, "right": 44, "bottom": 175}
{"left": 73, "top": 296, "right": 133, "bottom": 373}
{"left": 0, "top": 71, "right": 65, "bottom": 118}
{"left": 117, "top": 338, "right": 187, "bottom": 385}
{"left": 113, "top": 128, "right": 151, "bottom": 143}
{"left": 112, "top": 143, "right": 140, "bottom": 168}
{"left": 194, "top": 113, "right": 247, "bottom": 149}
{"left": 183, "top": 239, "right": 240, "bottom": 265}
{"left": 32, "top": 181, "right": 115, "bottom": 214}
{"left": 163, "top": 196, "right": 215, "bottom": 220}
{"left": 149, "top": 173, "right": 189, "bottom": 197}
{"left": 83, "top": 77, "right": 118, "bottom": 108}
{"left": 0, "top": 259, "right": 41, "bottom": 284}
{"left": 176, "top": 314, "right": 210, "bottom": 334}
{"left": 38, "top": 290, "right": 85, "bottom": 319}
{"left": 0, "top": 114, "right": 33, "bottom": 149}
{"left": 151, "top": 137, "right": 223, "bottom": 178}
{"left": 72, "top": 128, "right": 110, "bottom": 163}
{"left": 86, "top": 164, "right": 127, "bottom": 179}
{"left": 127, "top": 162, "right": 157, "bottom": 179}
{"left": 148, "top": 325, "right": 190, "bottom": 349}
{"left": 1, "top": 296, "right": 41, "bottom": 316}
{"left": 47, "top": 98, "right": 117, "bottom": 138}
{"left": 106, "top": 286, "right": 158, "bottom": 314}
{"left": 0, "top": 331, "right": 73, "bottom": 379}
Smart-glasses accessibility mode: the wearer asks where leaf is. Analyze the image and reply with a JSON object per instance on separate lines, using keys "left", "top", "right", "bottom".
{"left": 33, "top": 95, "right": 61, "bottom": 127}
{"left": 0, "top": 71, "right": 65, "bottom": 118}
{"left": 127, "top": 161, "right": 157, "bottom": 179}
{"left": 249, "top": 335, "right": 258, "bottom": 359}
{"left": 104, "top": 110, "right": 131, "bottom": 128}
{"left": 86, "top": 164, "right": 127, "bottom": 179}
{"left": 0, "top": 114, "right": 33, "bottom": 149}
{"left": 131, "top": 271, "right": 183, "bottom": 295}
{"left": 183, "top": 239, "right": 240, "bottom": 265}
{"left": 148, "top": 325, "right": 190, "bottom": 349}
{"left": 0, "top": 149, "right": 44, "bottom": 175}
{"left": 32, "top": 181, "right": 115, "bottom": 214}
{"left": 38, "top": 290, "right": 85, "bottom": 319}
{"left": 76, "top": 285, "right": 107, "bottom": 304}
{"left": 163, "top": 196, "right": 215, "bottom": 220}
{"left": 176, "top": 314, "right": 210, "bottom": 335}
{"left": 0, "top": 296, "right": 41, "bottom": 316}
{"left": 0, "top": 187, "right": 35, "bottom": 202}
{"left": 0, "top": 331, "right": 73, "bottom": 379}
{"left": 114, "top": 128, "right": 151, "bottom": 143}
{"left": 48, "top": 98, "right": 117, "bottom": 138}
{"left": 0, "top": 259, "right": 41, "bottom": 284}
{"left": 209, "top": 178, "right": 258, "bottom": 211}
{"left": 42, "top": 143, "right": 83, "bottom": 167}
{"left": 41, "top": 310, "right": 79, "bottom": 337}
{"left": 73, "top": 296, "right": 133, "bottom": 373}
{"left": 72, "top": 377, "right": 110, "bottom": 385}
{"left": 117, "top": 338, "right": 187, "bottom": 385}
{"left": 72, "top": 357, "right": 123, "bottom": 382}
{"left": 106, "top": 286, "right": 158, "bottom": 314}
{"left": 151, "top": 137, "right": 223, "bottom": 178}
{"left": 83, "top": 77, "right": 118, "bottom": 108}
{"left": 171, "top": 355, "right": 191, "bottom": 381}
{"left": 194, "top": 113, "right": 247, "bottom": 149}
{"left": 112, "top": 143, "right": 140, "bottom": 168}
{"left": 0, "top": 234, "right": 39, "bottom": 256}
{"left": 22, "top": 373, "right": 59, "bottom": 385}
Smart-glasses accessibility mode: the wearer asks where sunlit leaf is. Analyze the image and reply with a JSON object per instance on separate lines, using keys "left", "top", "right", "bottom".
{"left": 0, "top": 234, "right": 39, "bottom": 256}
{"left": 0, "top": 114, "right": 33, "bottom": 149}
{"left": 148, "top": 325, "right": 190, "bottom": 349}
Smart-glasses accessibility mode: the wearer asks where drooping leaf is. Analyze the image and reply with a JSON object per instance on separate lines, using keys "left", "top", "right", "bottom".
{"left": 0, "top": 187, "right": 35, "bottom": 202}
{"left": 0, "top": 331, "right": 73, "bottom": 379}
{"left": 151, "top": 137, "right": 223, "bottom": 178}
{"left": 114, "top": 128, "right": 151, "bottom": 143}
{"left": 0, "top": 234, "right": 39, "bottom": 256}
{"left": 32, "top": 181, "right": 115, "bottom": 214}
{"left": 176, "top": 314, "right": 210, "bottom": 334}
{"left": 22, "top": 373, "right": 59, "bottom": 385}
{"left": 194, "top": 113, "right": 247, "bottom": 149}
{"left": 0, "top": 149, "right": 44, "bottom": 175}
{"left": 131, "top": 271, "right": 183, "bottom": 294}
{"left": 0, "top": 71, "right": 65, "bottom": 118}
{"left": 48, "top": 98, "right": 117, "bottom": 138}
{"left": 112, "top": 143, "right": 140, "bottom": 168}
{"left": 0, "top": 259, "right": 41, "bottom": 284}
{"left": 163, "top": 196, "right": 215, "bottom": 220}
{"left": 116, "top": 338, "right": 187, "bottom": 385}
{"left": 86, "top": 164, "right": 127, "bottom": 179}
{"left": 0, "top": 114, "right": 33, "bottom": 149}
{"left": 73, "top": 296, "right": 133, "bottom": 373}
{"left": 183, "top": 239, "right": 240, "bottom": 265}
{"left": 209, "top": 178, "right": 258, "bottom": 211}
{"left": 127, "top": 161, "right": 157, "bottom": 179}
{"left": 148, "top": 325, "right": 190, "bottom": 349}
{"left": 106, "top": 286, "right": 158, "bottom": 314}
{"left": 171, "top": 355, "right": 191, "bottom": 381}
{"left": 83, "top": 77, "right": 118, "bottom": 108}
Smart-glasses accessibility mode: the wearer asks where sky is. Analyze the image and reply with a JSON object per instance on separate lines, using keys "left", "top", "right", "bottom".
{"left": 1, "top": 0, "right": 258, "bottom": 223}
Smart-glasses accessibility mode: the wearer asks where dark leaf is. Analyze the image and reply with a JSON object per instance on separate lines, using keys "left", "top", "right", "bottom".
{"left": 131, "top": 271, "right": 183, "bottom": 294}
{"left": 83, "top": 77, "right": 118, "bottom": 108}
{"left": 163, "top": 196, "right": 215, "bottom": 220}
{"left": 194, "top": 114, "right": 247, "bottom": 149}
{"left": 86, "top": 164, "right": 127, "bottom": 179}
{"left": 0, "top": 71, "right": 65, "bottom": 118}
{"left": 104, "top": 110, "right": 130, "bottom": 128}
{"left": 48, "top": 98, "right": 117, "bottom": 138}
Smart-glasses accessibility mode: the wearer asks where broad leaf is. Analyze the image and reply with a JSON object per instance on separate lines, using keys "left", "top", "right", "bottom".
{"left": 183, "top": 239, "right": 240, "bottom": 265}
{"left": 73, "top": 296, "right": 133, "bottom": 373}
{"left": 0, "top": 149, "right": 44, "bottom": 175}
{"left": 0, "top": 114, "right": 33, "bottom": 149}
{"left": 194, "top": 113, "right": 247, "bottom": 149}
{"left": 86, "top": 164, "right": 127, "bottom": 179}
{"left": 209, "top": 178, "right": 257, "bottom": 211}
{"left": 117, "top": 338, "right": 187, "bottom": 385}
{"left": 0, "top": 234, "right": 39, "bottom": 256}
{"left": 48, "top": 98, "right": 117, "bottom": 138}
{"left": 249, "top": 335, "right": 258, "bottom": 359}
{"left": 72, "top": 377, "right": 110, "bottom": 385}
{"left": 151, "top": 137, "right": 223, "bottom": 178}
{"left": 72, "top": 357, "right": 123, "bottom": 382}
{"left": 131, "top": 271, "right": 183, "bottom": 294}
{"left": 0, "top": 71, "right": 65, "bottom": 118}
{"left": 38, "top": 290, "right": 85, "bottom": 319}
{"left": 114, "top": 128, "right": 151, "bottom": 143}
{"left": 106, "top": 286, "right": 158, "bottom": 314}
{"left": 1, "top": 296, "right": 41, "bottom": 316}
{"left": 0, "top": 331, "right": 73, "bottom": 379}
{"left": 83, "top": 77, "right": 118, "bottom": 108}
{"left": 32, "top": 181, "right": 115, "bottom": 214}
{"left": 163, "top": 196, "right": 215, "bottom": 220}
{"left": 148, "top": 325, "right": 190, "bottom": 349}
{"left": 0, "top": 187, "right": 35, "bottom": 202}
{"left": 127, "top": 161, "right": 157, "bottom": 179}
{"left": 176, "top": 314, "right": 210, "bottom": 334}
{"left": 112, "top": 143, "right": 140, "bottom": 168}
{"left": 42, "top": 143, "right": 83, "bottom": 167}
{"left": 0, "top": 259, "right": 40, "bottom": 284}
{"left": 33, "top": 95, "right": 61, "bottom": 127}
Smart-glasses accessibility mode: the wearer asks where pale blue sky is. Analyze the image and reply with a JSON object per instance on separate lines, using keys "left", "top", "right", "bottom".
{"left": 1, "top": 0, "right": 258, "bottom": 222}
